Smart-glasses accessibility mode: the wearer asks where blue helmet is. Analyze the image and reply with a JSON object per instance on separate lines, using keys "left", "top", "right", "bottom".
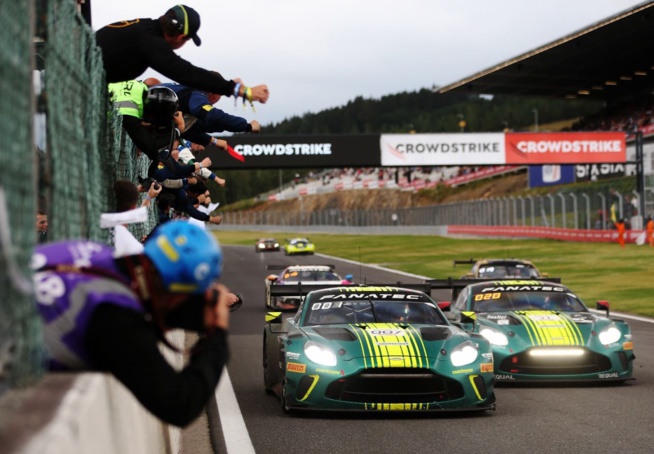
{"left": 144, "top": 221, "right": 222, "bottom": 294}
{"left": 345, "top": 274, "right": 353, "bottom": 280}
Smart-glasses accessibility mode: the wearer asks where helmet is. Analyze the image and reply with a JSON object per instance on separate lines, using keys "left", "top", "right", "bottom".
{"left": 143, "top": 86, "right": 179, "bottom": 123}
{"left": 144, "top": 221, "right": 222, "bottom": 294}
{"left": 345, "top": 274, "right": 353, "bottom": 280}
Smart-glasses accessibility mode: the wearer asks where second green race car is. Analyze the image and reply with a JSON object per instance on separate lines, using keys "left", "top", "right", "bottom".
{"left": 442, "top": 279, "right": 635, "bottom": 383}
{"left": 263, "top": 284, "right": 496, "bottom": 413}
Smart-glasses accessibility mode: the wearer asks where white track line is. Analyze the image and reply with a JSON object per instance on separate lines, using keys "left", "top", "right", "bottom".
{"left": 215, "top": 368, "right": 256, "bottom": 454}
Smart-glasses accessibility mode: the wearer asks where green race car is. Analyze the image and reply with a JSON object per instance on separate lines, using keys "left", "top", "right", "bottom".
{"left": 283, "top": 237, "right": 315, "bottom": 255}
{"left": 441, "top": 279, "right": 635, "bottom": 383}
{"left": 263, "top": 284, "right": 496, "bottom": 413}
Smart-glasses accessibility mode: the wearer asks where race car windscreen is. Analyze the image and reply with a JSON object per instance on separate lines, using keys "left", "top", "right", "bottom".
{"left": 478, "top": 264, "right": 539, "bottom": 278}
{"left": 282, "top": 270, "right": 341, "bottom": 282}
{"left": 472, "top": 291, "right": 587, "bottom": 312}
{"left": 305, "top": 300, "right": 447, "bottom": 326}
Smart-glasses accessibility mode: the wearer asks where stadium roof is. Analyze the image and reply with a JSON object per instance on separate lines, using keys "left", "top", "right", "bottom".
{"left": 436, "top": 1, "right": 654, "bottom": 102}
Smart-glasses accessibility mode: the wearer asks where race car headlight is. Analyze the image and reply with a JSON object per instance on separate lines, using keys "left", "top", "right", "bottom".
{"left": 450, "top": 340, "right": 479, "bottom": 367}
{"left": 274, "top": 243, "right": 279, "bottom": 247}
{"left": 258, "top": 243, "right": 265, "bottom": 249}
{"left": 304, "top": 341, "right": 337, "bottom": 366}
{"left": 598, "top": 325, "right": 621, "bottom": 345}
{"left": 479, "top": 328, "right": 509, "bottom": 346}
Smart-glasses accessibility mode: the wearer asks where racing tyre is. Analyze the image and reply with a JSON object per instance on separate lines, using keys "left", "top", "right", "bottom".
{"left": 281, "top": 378, "right": 291, "bottom": 413}
{"left": 263, "top": 331, "right": 274, "bottom": 394}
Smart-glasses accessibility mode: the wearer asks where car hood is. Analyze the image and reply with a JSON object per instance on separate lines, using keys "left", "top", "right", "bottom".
{"left": 478, "top": 310, "right": 606, "bottom": 346}
{"left": 302, "top": 322, "right": 470, "bottom": 364}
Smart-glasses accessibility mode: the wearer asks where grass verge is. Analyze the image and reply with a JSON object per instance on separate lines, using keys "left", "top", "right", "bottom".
{"left": 213, "top": 230, "right": 654, "bottom": 318}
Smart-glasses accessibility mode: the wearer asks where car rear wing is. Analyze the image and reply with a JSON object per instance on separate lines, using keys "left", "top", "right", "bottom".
{"left": 269, "top": 282, "right": 433, "bottom": 297}
{"left": 452, "top": 258, "right": 476, "bottom": 267}
{"left": 266, "top": 264, "right": 335, "bottom": 271}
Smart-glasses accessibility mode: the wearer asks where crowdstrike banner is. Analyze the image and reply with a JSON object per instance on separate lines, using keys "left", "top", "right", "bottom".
{"left": 200, "top": 131, "right": 628, "bottom": 169}
{"left": 504, "top": 132, "right": 626, "bottom": 164}
{"left": 380, "top": 133, "right": 506, "bottom": 166}
{"left": 201, "top": 134, "right": 381, "bottom": 169}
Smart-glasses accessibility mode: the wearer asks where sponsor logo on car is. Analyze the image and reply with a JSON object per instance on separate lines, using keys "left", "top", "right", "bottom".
{"left": 495, "top": 374, "right": 515, "bottom": 380}
{"left": 480, "top": 363, "right": 494, "bottom": 373}
{"left": 287, "top": 362, "right": 307, "bottom": 373}
{"left": 316, "top": 368, "right": 343, "bottom": 375}
{"left": 623, "top": 341, "right": 633, "bottom": 350}
{"left": 452, "top": 368, "right": 474, "bottom": 375}
{"left": 598, "top": 372, "right": 619, "bottom": 379}
{"left": 286, "top": 352, "right": 300, "bottom": 360}
{"left": 370, "top": 329, "right": 405, "bottom": 336}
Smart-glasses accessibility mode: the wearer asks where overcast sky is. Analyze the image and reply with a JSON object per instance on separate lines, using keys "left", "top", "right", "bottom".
{"left": 91, "top": 0, "right": 648, "bottom": 127}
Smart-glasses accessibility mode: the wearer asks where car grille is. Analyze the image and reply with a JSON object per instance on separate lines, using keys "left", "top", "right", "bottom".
{"left": 324, "top": 368, "right": 464, "bottom": 403}
{"left": 498, "top": 349, "right": 612, "bottom": 375}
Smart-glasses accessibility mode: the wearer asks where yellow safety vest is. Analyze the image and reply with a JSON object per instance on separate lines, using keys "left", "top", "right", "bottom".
{"left": 108, "top": 80, "right": 147, "bottom": 118}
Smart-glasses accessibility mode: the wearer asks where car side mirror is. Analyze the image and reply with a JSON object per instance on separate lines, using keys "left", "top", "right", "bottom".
{"left": 266, "top": 311, "right": 283, "bottom": 324}
{"left": 437, "top": 301, "right": 451, "bottom": 312}
{"left": 460, "top": 311, "right": 477, "bottom": 325}
{"left": 266, "top": 275, "right": 278, "bottom": 282}
{"left": 596, "top": 300, "right": 610, "bottom": 317}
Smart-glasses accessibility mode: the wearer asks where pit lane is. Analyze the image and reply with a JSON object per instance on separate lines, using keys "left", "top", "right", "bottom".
{"left": 209, "top": 245, "right": 654, "bottom": 454}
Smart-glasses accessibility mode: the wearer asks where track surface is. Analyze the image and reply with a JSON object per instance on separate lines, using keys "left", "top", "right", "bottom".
{"left": 217, "top": 245, "right": 654, "bottom": 454}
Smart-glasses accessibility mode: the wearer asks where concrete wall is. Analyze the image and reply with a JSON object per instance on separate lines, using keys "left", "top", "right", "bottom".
{"left": 2, "top": 331, "right": 186, "bottom": 454}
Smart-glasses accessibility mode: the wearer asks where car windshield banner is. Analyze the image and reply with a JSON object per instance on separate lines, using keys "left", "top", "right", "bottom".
{"left": 504, "top": 132, "right": 626, "bottom": 164}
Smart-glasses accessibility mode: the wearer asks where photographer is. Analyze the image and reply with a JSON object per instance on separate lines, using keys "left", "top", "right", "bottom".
{"left": 33, "top": 221, "right": 235, "bottom": 427}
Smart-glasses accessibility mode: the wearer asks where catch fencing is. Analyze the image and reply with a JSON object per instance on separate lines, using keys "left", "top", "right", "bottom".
{"left": 222, "top": 179, "right": 640, "bottom": 231}
{"left": 0, "top": 0, "right": 153, "bottom": 393}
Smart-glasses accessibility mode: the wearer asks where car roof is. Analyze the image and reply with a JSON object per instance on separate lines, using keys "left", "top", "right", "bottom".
{"left": 285, "top": 265, "right": 333, "bottom": 271}
{"left": 477, "top": 258, "right": 535, "bottom": 266}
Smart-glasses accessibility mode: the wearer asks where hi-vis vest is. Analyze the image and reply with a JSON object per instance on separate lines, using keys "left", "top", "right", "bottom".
{"left": 108, "top": 80, "right": 148, "bottom": 118}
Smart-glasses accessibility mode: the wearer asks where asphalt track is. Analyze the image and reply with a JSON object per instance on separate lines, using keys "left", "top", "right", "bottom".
{"left": 210, "top": 244, "right": 654, "bottom": 454}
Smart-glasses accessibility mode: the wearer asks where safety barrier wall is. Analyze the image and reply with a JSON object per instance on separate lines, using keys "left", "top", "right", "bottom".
{"left": 447, "top": 225, "right": 646, "bottom": 243}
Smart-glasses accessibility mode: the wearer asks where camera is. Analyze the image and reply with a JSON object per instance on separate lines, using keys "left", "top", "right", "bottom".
{"left": 139, "top": 177, "right": 160, "bottom": 191}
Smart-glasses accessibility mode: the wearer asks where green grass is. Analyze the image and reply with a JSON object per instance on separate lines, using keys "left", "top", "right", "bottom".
{"left": 214, "top": 230, "right": 654, "bottom": 318}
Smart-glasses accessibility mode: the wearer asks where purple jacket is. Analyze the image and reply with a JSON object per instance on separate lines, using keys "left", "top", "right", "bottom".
{"left": 33, "top": 241, "right": 144, "bottom": 370}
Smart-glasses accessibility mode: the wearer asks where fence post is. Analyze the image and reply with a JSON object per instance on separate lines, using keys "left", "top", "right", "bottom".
{"left": 557, "top": 193, "right": 566, "bottom": 228}
{"left": 581, "top": 193, "right": 591, "bottom": 230}
{"left": 547, "top": 194, "right": 555, "bottom": 228}
{"left": 569, "top": 193, "right": 578, "bottom": 229}
{"left": 598, "top": 193, "right": 607, "bottom": 230}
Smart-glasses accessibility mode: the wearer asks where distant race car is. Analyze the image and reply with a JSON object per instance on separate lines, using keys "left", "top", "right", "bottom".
{"left": 265, "top": 264, "right": 343, "bottom": 310}
{"left": 263, "top": 284, "right": 496, "bottom": 413}
{"left": 440, "top": 279, "right": 635, "bottom": 383}
{"left": 255, "top": 238, "right": 280, "bottom": 252}
{"left": 283, "top": 238, "right": 315, "bottom": 255}
{"left": 453, "top": 258, "right": 546, "bottom": 279}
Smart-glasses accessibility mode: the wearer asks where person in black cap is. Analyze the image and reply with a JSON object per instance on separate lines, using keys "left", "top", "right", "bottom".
{"left": 96, "top": 4, "right": 269, "bottom": 105}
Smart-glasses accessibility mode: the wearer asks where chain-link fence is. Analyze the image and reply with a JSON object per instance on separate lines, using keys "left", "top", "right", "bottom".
{"left": 222, "top": 178, "right": 640, "bottom": 230}
{"left": 0, "top": 0, "right": 155, "bottom": 393}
